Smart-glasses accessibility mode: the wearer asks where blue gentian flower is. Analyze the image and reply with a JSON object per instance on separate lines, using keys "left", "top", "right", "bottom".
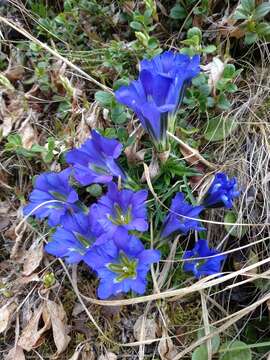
{"left": 115, "top": 51, "right": 200, "bottom": 150}
{"left": 161, "top": 192, "right": 205, "bottom": 238}
{"left": 23, "top": 169, "right": 81, "bottom": 227}
{"left": 84, "top": 234, "right": 160, "bottom": 299}
{"left": 65, "top": 130, "right": 126, "bottom": 186}
{"left": 203, "top": 173, "right": 240, "bottom": 209}
{"left": 45, "top": 212, "right": 97, "bottom": 263}
{"left": 183, "top": 239, "right": 226, "bottom": 278}
{"left": 90, "top": 182, "right": 148, "bottom": 245}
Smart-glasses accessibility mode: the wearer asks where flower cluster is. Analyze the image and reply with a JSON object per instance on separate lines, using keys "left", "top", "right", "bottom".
{"left": 160, "top": 172, "right": 240, "bottom": 277}
{"left": 115, "top": 51, "right": 200, "bottom": 151}
{"left": 23, "top": 51, "right": 241, "bottom": 297}
{"left": 24, "top": 130, "right": 160, "bottom": 299}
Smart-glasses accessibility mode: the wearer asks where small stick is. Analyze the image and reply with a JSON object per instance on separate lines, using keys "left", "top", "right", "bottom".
{"left": 167, "top": 131, "right": 217, "bottom": 170}
{"left": 0, "top": 16, "right": 113, "bottom": 94}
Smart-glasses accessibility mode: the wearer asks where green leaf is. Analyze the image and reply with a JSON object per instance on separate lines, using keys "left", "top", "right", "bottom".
{"left": 204, "top": 116, "right": 237, "bottom": 141}
{"left": 192, "top": 345, "right": 208, "bottom": 360}
{"left": 223, "top": 64, "right": 236, "bottom": 79}
{"left": 226, "top": 83, "right": 238, "bottom": 93}
{"left": 0, "top": 74, "right": 14, "bottom": 91}
{"left": 197, "top": 326, "right": 221, "bottom": 354}
{"left": 233, "top": 7, "right": 249, "bottom": 20}
{"left": 95, "top": 91, "right": 114, "bottom": 107}
{"left": 256, "top": 22, "right": 270, "bottom": 36}
{"left": 169, "top": 4, "right": 187, "bottom": 19}
{"left": 219, "top": 341, "right": 252, "bottom": 360}
{"left": 148, "top": 37, "right": 159, "bottom": 49}
{"left": 254, "top": 3, "right": 270, "bottom": 20}
{"left": 6, "top": 134, "right": 22, "bottom": 147}
{"left": 162, "top": 159, "right": 201, "bottom": 177}
{"left": 203, "top": 45, "right": 217, "bottom": 54}
{"left": 244, "top": 32, "right": 258, "bottom": 44}
{"left": 187, "top": 27, "right": 202, "bottom": 41}
{"left": 217, "top": 94, "right": 231, "bottom": 110}
{"left": 130, "top": 21, "right": 143, "bottom": 31}
{"left": 241, "top": 0, "right": 255, "bottom": 13}
{"left": 111, "top": 104, "right": 127, "bottom": 124}
{"left": 224, "top": 211, "right": 247, "bottom": 238}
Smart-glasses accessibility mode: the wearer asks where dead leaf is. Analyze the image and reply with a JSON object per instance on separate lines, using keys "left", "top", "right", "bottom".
{"left": 18, "top": 303, "right": 51, "bottom": 351}
{"left": 69, "top": 350, "right": 81, "bottom": 360}
{"left": 0, "top": 302, "right": 17, "bottom": 333}
{"left": 18, "top": 115, "right": 38, "bottom": 149}
{"left": 76, "top": 116, "right": 90, "bottom": 145}
{"left": 0, "top": 93, "right": 26, "bottom": 137}
{"left": 0, "top": 201, "right": 11, "bottom": 215}
{"left": 4, "top": 64, "right": 25, "bottom": 81}
{"left": 267, "top": 299, "right": 270, "bottom": 313}
{"left": 85, "top": 102, "right": 102, "bottom": 129}
{"left": 22, "top": 241, "right": 43, "bottom": 276}
{"left": 98, "top": 352, "right": 117, "bottom": 360}
{"left": 125, "top": 142, "right": 146, "bottom": 165}
{"left": 16, "top": 273, "right": 40, "bottom": 285}
{"left": 201, "top": 57, "right": 225, "bottom": 95}
{"left": 5, "top": 345, "right": 25, "bottom": 360}
{"left": 46, "top": 299, "right": 71, "bottom": 354}
{"left": 141, "top": 150, "right": 160, "bottom": 182}
{"left": 133, "top": 315, "right": 157, "bottom": 343}
{"left": 158, "top": 330, "right": 178, "bottom": 360}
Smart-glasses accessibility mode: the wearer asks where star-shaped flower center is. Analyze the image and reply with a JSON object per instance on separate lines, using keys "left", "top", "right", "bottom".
{"left": 108, "top": 251, "right": 138, "bottom": 282}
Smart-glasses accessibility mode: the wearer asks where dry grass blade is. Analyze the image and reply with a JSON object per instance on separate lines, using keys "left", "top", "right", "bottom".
{"left": 0, "top": 16, "right": 113, "bottom": 94}
{"left": 46, "top": 299, "right": 71, "bottom": 355}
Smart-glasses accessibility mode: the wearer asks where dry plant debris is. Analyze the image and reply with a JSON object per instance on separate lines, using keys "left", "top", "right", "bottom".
{"left": 1, "top": 0, "right": 270, "bottom": 359}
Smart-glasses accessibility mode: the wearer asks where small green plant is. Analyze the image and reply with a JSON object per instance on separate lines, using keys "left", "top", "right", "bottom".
{"left": 5, "top": 134, "right": 57, "bottom": 163}
{"left": 181, "top": 27, "right": 216, "bottom": 56}
{"left": 95, "top": 90, "right": 129, "bottom": 125}
{"left": 170, "top": 0, "right": 210, "bottom": 23}
{"left": 185, "top": 63, "right": 241, "bottom": 112}
{"left": 129, "top": 4, "right": 161, "bottom": 57}
{"left": 233, "top": 0, "right": 270, "bottom": 44}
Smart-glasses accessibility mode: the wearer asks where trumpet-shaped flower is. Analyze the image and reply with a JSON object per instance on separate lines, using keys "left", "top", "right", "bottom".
{"left": 115, "top": 51, "right": 200, "bottom": 149}
{"left": 45, "top": 212, "right": 97, "bottom": 263}
{"left": 161, "top": 192, "right": 205, "bottom": 238}
{"left": 203, "top": 173, "right": 240, "bottom": 209}
{"left": 183, "top": 239, "right": 226, "bottom": 278}
{"left": 23, "top": 169, "right": 81, "bottom": 227}
{"left": 65, "top": 130, "right": 126, "bottom": 186}
{"left": 90, "top": 182, "right": 148, "bottom": 245}
{"left": 84, "top": 234, "right": 160, "bottom": 299}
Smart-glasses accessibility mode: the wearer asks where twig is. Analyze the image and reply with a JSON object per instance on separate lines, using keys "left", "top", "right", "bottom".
{"left": 167, "top": 131, "right": 217, "bottom": 170}
{"left": 0, "top": 16, "right": 113, "bottom": 94}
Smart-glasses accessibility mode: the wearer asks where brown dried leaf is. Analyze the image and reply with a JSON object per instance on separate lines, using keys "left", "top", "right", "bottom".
{"left": 0, "top": 93, "right": 26, "bottom": 137}
{"left": 81, "top": 348, "right": 96, "bottom": 360}
{"left": 46, "top": 299, "right": 71, "bottom": 354}
{"left": 22, "top": 241, "right": 43, "bottom": 276}
{"left": 76, "top": 117, "right": 90, "bottom": 145}
{"left": 4, "top": 64, "right": 25, "bottom": 82}
{"left": 158, "top": 331, "right": 178, "bottom": 360}
{"left": 85, "top": 103, "right": 102, "bottom": 129}
{"left": 18, "top": 303, "right": 51, "bottom": 351}
{"left": 5, "top": 345, "right": 25, "bottom": 360}
{"left": 98, "top": 352, "right": 117, "bottom": 360}
{"left": 133, "top": 315, "right": 157, "bottom": 343}
{"left": 141, "top": 150, "right": 160, "bottom": 182}
{"left": 0, "top": 303, "right": 17, "bottom": 333}
{"left": 19, "top": 119, "right": 38, "bottom": 149}
{"left": 69, "top": 350, "right": 81, "bottom": 360}
{"left": 16, "top": 273, "right": 40, "bottom": 285}
{"left": 125, "top": 142, "right": 146, "bottom": 165}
